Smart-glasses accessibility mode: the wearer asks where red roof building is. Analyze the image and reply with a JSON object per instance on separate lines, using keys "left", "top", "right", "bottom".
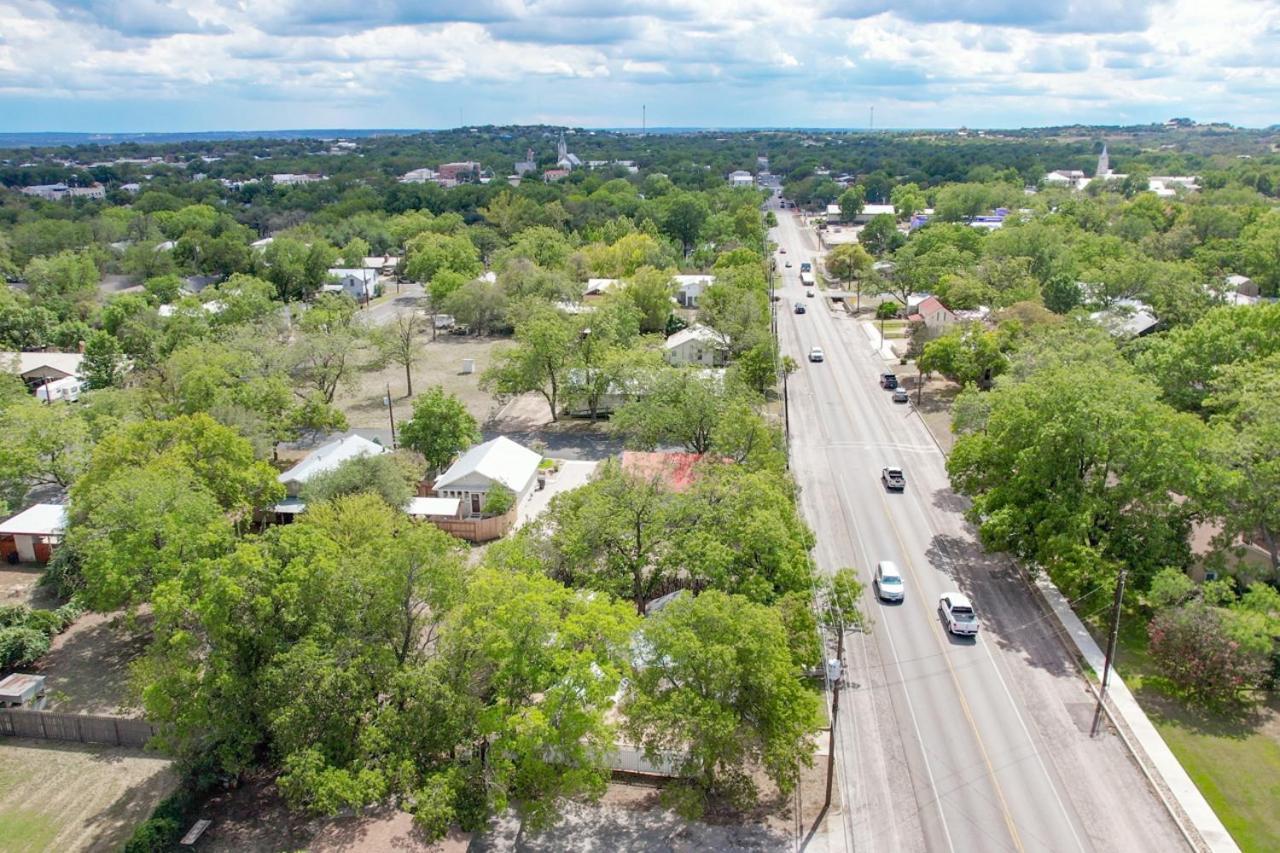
{"left": 620, "top": 451, "right": 710, "bottom": 493}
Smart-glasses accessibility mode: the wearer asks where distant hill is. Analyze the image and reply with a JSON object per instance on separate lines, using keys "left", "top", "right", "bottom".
{"left": 0, "top": 129, "right": 424, "bottom": 148}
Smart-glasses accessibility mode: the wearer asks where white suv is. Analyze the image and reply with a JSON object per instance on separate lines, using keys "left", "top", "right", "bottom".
{"left": 874, "top": 561, "right": 905, "bottom": 602}
{"left": 938, "top": 592, "right": 979, "bottom": 636}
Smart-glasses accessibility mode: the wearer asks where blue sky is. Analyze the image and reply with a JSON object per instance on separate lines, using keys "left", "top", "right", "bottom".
{"left": 0, "top": 0, "right": 1277, "bottom": 131}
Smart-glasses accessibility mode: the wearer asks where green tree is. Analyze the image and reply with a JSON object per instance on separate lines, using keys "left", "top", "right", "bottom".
{"left": 1148, "top": 603, "right": 1269, "bottom": 708}
{"left": 300, "top": 451, "right": 423, "bottom": 509}
{"left": 81, "top": 330, "right": 125, "bottom": 389}
{"left": 481, "top": 304, "right": 575, "bottom": 421}
{"left": 659, "top": 192, "right": 710, "bottom": 256}
{"left": 377, "top": 311, "right": 426, "bottom": 396}
{"left": 890, "top": 183, "right": 926, "bottom": 221}
{"left": 617, "top": 266, "right": 675, "bottom": 333}
{"left": 404, "top": 232, "right": 482, "bottom": 283}
{"left": 859, "top": 214, "right": 904, "bottom": 257}
{"left": 610, "top": 368, "right": 738, "bottom": 454}
{"left": 442, "top": 279, "right": 508, "bottom": 335}
{"left": 624, "top": 590, "right": 819, "bottom": 816}
{"left": 261, "top": 236, "right": 338, "bottom": 301}
{"left": 398, "top": 387, "right": 481, "bottom": 475}
{"left": 825, "top": 243, "right": 873, "bottom": 310}
{"left": 24, "top": 251, "right": 100, "bottom": 320}
{"left": 918, "top": 324, "right": 1007, "bottom": 388}
{"left": 837, "top": 185, "right": 866, "bottom": 222}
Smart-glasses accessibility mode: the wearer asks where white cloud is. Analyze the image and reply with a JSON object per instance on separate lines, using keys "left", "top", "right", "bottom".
{"left": 0, "top": 0, "right": 1275, "bottom": 129}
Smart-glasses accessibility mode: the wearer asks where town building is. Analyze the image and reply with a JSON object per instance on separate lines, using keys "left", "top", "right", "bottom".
{"left": 432, "top": 436, "right": 542, "bottom": 518}
{"left": 663, "top": 324, "right": 729, "bottom": 367}
{"left": 0, "top": 503, "right": 67, "bottom": 564}
{"left": 728, "top": 170, "right": 754, "bottom": 188}
{"left": 273, "top": 434, "right": 388, "bottom": 520}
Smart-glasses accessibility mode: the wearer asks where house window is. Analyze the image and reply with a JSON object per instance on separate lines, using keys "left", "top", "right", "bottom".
{"left": 471, "top": 494, "right": 481, "bottom": 515}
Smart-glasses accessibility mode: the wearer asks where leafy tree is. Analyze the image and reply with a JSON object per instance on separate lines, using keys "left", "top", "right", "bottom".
{"left": 260, "top": 236, "right": 337, "bottom": 301}
{"left": 300, "top": 451, "right": 424, "bottom": 509}
{"left": 825, "top": 243, "right": 873, "bottom": 310}
{"left": 81, "top": 330, "right": 125, "bottom": 389}
{"left": 404, "top": 232, "right": 482, "bottom": 283}
{"left": 442, "top": 278, "right": 508, "bottom": 335}
{"left": 428, "top": 269, "right": 467, "bottom": 310}
{"left": 890, "top": 183, "right": 926, "bottom": 221}
{"left": 918, "top": 324, "right": 1007, "bottom": 388}
{"left": 398, "top": 387, "right": 481, "bottom": 475}
{"left": 859, "top": 214, "right": 904, "bottom": 257}
{"left": 837, "top": 185, "right": 866, "bottom": 222}
{"left": 481, "top": 484, "right": 515, "bottom": 516}
{"left": 1240, "top": 211, "right": 1280, "bottom": 296}
{"left": 143, "top": 273, "right": 184, "bottom": 305}
{"left": 481, "top": 304, "right": 575, "bottom": 421}
{"left": 617, "top": 266, "right": 675, "bottom": 333}
{"left": 947, "top": 346, "right": 1207, "bottom": 596}
{"left": 659, "top": 192, "right": 710, "bottom": 256}
{"left": 24, "top": 250, "right": 99, "bottom": 320}
{"left": 624, "top": 590, "right": 819, "bottom": 816}
{"left": 0, "top": 397, "right": 91, "bottom": 495}
{"left": 610, "top": 368, "right": 738, "bottom": 454}
{"left": 697, "top": 281, "right": 769, "bottom": 356}
{"left": 1148, "top": 603, "right": 1269, "bottom": 708}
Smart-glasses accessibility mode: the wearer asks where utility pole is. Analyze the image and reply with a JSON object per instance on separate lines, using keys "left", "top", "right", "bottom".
{"left": 1091, "top": 569, "right": 1127, "bottom": 737}
{"left": 824, "top": 622, "right": 845, "bottom": 811}
{"left": 384, "top": 384, "right": 398, "bottom": 449}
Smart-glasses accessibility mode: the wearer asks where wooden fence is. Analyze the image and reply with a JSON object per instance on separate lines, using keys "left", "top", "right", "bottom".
{"left": 427, "top": 506, "right": 516, "bottom": 543}
{"left": 0, "top": 708, "right": 155, "bottom": 749}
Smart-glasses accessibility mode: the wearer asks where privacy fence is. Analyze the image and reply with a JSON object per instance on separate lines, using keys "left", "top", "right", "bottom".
{"left": 0, "top": 708, "right": 155, "bottom": 749}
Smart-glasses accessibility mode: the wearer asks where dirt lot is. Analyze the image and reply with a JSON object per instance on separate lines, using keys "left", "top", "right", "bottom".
{"left": 193, "top": 760, "right": 829, "bottom": 853}
{"left": 332, "top": 336, "right": 506, "bottom": 431}
{"left": 0, "top": 565, "right": 59, "bottom": 610}
{"left": 0, "top": 739, "right": 176, "bottom": 853}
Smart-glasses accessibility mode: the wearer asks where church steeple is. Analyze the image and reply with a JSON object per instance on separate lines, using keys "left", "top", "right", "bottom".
{"left": 1096, "top": 144, "right": 1110, "bottom": 177}
{"left": 557, "top": 131, "right": 568, "bottom": 163}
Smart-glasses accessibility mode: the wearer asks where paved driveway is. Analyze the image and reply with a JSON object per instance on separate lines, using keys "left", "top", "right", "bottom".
{"left": 516, "top": 460, "right": 599, "bottom": 529}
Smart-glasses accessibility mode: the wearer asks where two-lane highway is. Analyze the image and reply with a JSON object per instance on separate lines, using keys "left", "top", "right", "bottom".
{"left": 771, "top": 208, "right": 1186, "bottom": 852}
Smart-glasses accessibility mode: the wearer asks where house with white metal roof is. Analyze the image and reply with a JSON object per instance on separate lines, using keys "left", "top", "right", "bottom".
{"left": 663, "top": 324, "right": 728, "bottom": 367}
{"left": 274, "top": 434, "right": 387, "bottom": 518}
{"left": 433, "top": 436, "right": 542, "bottom": 518}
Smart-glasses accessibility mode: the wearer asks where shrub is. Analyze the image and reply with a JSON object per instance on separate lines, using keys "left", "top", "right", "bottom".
{"left": 122, "top": 789, "right": 196, "bottom": 853}
{"left": 1148, "top": 603, "right": 1269, "bottom": 707}
{"left": 482, "top": 485, "right": 515, "bottom": 517}
{"left": 0, "top": 626, "right": 52, "bottom": 669}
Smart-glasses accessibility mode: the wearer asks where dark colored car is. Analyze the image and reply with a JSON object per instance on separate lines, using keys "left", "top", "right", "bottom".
{"left": 881, "top": 466, "right": 906, "bottom": 491}
{"left": 880, "top": 373, "right": 899, "bottom": 389}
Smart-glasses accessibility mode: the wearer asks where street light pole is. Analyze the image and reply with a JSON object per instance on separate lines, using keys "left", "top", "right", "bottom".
{"left": 824, "top": 621, "right": 845, "bottom": 811}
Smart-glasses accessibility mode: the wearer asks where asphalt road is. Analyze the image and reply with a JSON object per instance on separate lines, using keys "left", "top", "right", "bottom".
{"left": 771, "top": 208, "right": 1187, "bottom": 853}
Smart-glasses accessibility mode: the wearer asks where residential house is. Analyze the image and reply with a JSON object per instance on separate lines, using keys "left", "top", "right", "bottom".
{"left": 1090, "top": 299, "right": 1160, "bottom": 338}
{"left": 908, "top": 296, "right": 958, "bottom": 332}
{"left": 432, "top": 436, "right": 542, "bottom": 518}
{"left": 664, "top": 324, "right": 728, "bottom": 367}
{"left": 0, "top": 503, "right": 67, "bottom": 564}
{"left": 0, "top": 351, "right": 84, "bottom": 391}
{"left": 273, "top": 434, "right": 387, "bottom": 520}
{"left": 1043, "top": 169, "right": 1085, "bottom": 186}
{"left": 19, "top": 183, "right": 105, "bottom": 201}
{"left": 728, "top": 170, "right": 754, "bottom": 188}
{"left": 673, "top": 274, "right": 714, "bottom": 308}
{"left": 324, "top": 268, "right": 379, "bottom": 302}
{"left": 1225, "top": 274, "right": 1259, "bottom": 297}
{"left": 543, "top": 168, "right": 570, "bottom": 182}
{"left": 583, "top": 278, "right": 620, "bottom": 297}
{"left": 363, "top": 256, "right": 401, "bottom": 278}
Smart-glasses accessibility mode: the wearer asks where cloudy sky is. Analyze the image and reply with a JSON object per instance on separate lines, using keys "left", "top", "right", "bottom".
{"left": 0, "top": 0, "right": 1277, "bottom": 132}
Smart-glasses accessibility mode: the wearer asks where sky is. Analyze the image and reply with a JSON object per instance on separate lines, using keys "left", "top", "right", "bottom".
{"left": 0, "top": 0, "right": 1277, "bottom": 132}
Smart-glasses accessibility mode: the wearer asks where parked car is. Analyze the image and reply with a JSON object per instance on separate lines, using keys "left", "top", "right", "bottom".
{"left": 794, "top": 303, "right": 806, "bottom": 314}
{"left": 892, "top": 387, "right": 910, "bottom": 403}
{"left": 874, "top": 561, "right": 905, "bottom": 602}
{"left": 808, "top": 346, "right": 824, "bottom": 362}
{"left": 881, "top": 466, "right": 905, "bottom": 491}
{"left": 939, "top": 592, "right": 979, "bottom": 636}
{"left": 880, "top": 373, "right": 899, "bottom": 389}
{"left": 785, "top": 261, "right": 792, "bottom": 267}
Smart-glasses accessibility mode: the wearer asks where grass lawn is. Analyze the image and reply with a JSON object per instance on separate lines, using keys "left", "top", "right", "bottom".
{"left": 1101, "top": 614, "right": 1280, "bottom": 852}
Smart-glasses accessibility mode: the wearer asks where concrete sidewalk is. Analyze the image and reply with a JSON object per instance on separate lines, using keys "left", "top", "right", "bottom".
{"left": 1034, "top": 575, "right": 1240, "bottom": 852}
{"left": 858, "top": 320, "right": 899, "bottom": 362}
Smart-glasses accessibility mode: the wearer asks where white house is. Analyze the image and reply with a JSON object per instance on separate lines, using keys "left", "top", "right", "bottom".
{"left": 399, "top": 167, "right": 438, "bottom": 184}
{"left": 324, "top": 268, "right": 379, "bottom": 302}
{"left": 274, "top": 434, "right": 387, "bottom": 518}
{"left": 1, "top": 351, "right": 84, "bottom": 390}
{"left": 0, "top": 503, "right": 67, "bottom": 564}
{"left": 673, "top": 274, "right": 714, "bottom": 308}
{"left": 584, "top": 278, "right": 621, "bottom": 297}
{"left": 728, "top": 170, "right": 754, "bottom": 188}
{"left": 664, "top": 324, "right": 728, "bottom": 367}
{"left": 1091, "top": 299, "right": 1160, "bottom": 338}
{"left": 433, "top": 436, "right": 542, "bottom": 518}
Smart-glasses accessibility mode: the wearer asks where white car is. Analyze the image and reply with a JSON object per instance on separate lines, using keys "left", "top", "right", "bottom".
{"left": 874, "top": 561, "right": 905, "bottom": 602}
{"left": 938, "top": 592, "right": 979, "bottom": 636}
{"left": 808, "top": 346, "right": 825, "bottom": 362}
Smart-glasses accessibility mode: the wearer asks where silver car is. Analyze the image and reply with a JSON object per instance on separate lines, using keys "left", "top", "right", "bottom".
{"left": 874, "top": 561, "right": 905, "bottom": 602}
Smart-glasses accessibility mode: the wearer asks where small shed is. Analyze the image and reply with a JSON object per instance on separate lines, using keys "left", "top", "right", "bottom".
{"left": 0, "top": 673, "right": 47, "bottom": 709}
{"left": 0, "top": 503, "right": 68, "bottom": 564}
